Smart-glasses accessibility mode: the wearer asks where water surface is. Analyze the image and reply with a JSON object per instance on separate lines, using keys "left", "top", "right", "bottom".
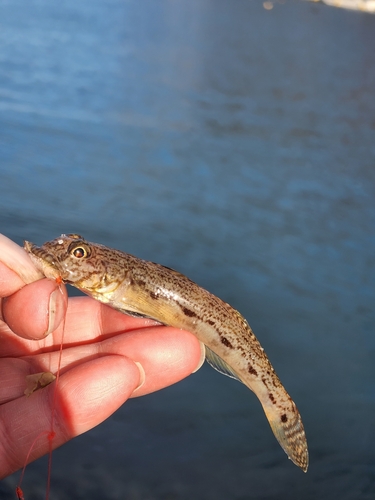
{"left": 0, "top": 0, "right": 374, "bottom": 499}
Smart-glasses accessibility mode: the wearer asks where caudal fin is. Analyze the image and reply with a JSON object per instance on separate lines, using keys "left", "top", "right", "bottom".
{"left": 264, "top": 400, "right": 309, "bottom": 472}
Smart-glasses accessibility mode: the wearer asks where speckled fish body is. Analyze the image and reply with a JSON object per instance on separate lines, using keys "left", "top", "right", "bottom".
{"left": 24, "top": 234, "right": 308, "bottom": 472}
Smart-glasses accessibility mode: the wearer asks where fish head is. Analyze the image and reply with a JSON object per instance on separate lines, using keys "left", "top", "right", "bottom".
{"left": 24, "top": 234, "right": 105, "bottom": 289}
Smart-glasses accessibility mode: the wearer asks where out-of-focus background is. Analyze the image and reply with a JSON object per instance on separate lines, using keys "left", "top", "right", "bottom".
{"left": 1, "top": 0, "right": 374, "bottom": 499}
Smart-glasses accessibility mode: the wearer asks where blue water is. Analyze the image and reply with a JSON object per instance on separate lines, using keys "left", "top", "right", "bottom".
{"left": 1, "top": 0, "right": 374, "bottom": 498}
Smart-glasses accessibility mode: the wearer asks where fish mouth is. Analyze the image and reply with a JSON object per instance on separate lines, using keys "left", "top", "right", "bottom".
{"left": 24, "top": 240, "right": 61, "bottom": 281}
{"left": 24, "top": 241, "right": 55, "bottom": 264}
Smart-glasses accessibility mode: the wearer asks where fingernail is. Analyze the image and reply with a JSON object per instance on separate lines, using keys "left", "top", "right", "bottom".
{"left": 192, "top": 341, "right": 206, "bottom": 373}
{"left": 133, "top": 361, "right": 146, "bottom": 392}
{"left": 45, "top": 288, "right": 62, "bottom": 336}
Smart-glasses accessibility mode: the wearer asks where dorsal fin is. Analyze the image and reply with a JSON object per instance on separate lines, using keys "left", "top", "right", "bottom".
{"left": 205, "top": 346, "right": 243, "bottom": 384}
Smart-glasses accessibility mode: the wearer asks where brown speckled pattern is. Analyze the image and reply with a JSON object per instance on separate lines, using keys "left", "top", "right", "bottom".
{"left": 25, "top": 234, "right": 308, "bottom": 472}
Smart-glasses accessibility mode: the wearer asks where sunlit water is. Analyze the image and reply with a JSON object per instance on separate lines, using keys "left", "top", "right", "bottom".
{"left": 0, "top": 0, "right": 374, "bottom": 499}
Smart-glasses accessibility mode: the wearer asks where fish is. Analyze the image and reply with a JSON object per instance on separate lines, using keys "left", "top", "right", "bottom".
{"left": 24, "top": 234, "right": 308, "bottom": 472}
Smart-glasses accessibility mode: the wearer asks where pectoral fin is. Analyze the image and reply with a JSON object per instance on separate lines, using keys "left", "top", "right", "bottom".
{"left": 205, "top": 346, "right": 242, "bottom": 383}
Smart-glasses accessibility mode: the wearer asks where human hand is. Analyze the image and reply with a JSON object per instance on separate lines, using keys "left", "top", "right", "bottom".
{"left": 0, "top": 234, "right": 203, "bottom": 479}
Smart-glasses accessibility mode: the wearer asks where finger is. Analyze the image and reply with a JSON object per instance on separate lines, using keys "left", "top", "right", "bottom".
{"left": 2, "top": 280, "right": 68, "bottom": 340}
{"left": 0, "top": 358, "right": 32, "bottom": 404}
{"left": 0, "top": 262, "right": 25, "bottom": 298}
{"left": 1, "top": 326, "right": 203, "bottom": 403}
{"left": 106, "top": 327, "right": 204, "bottom": 396}
{"left": 0, "top": 234, "right": 43, "bottom": 288}
{"left": 0, "top": 297, "right": 160, "bottom": 358}
{"left": 60, "top": 296, "right": 160, "bottom": 344}
{"left": 0, "top": 355, "right": 140, "bottom": 479}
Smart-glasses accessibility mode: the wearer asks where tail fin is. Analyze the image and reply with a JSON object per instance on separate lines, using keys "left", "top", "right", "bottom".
{"left": 264, "top": 400, "right": 308, "bottom": 472}
{"left": 205, "top": 346, "right": 308, "bottom": 471}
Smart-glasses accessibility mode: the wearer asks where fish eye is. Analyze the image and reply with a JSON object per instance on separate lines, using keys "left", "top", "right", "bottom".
{"left": 70, "top": 244, "right": 91, "bottom": 259}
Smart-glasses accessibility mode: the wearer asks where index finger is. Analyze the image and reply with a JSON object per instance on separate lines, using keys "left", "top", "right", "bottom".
{"left": 0, "top": 234, "right": 44, "bottom": 296}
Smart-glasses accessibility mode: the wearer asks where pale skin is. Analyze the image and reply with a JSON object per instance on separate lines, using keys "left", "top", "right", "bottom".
{"left": 0, "top": 235, "right": 203, "bottom": 479}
